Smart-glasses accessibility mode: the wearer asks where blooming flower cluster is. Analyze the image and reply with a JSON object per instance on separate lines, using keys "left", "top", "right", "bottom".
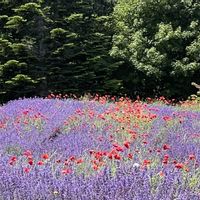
{"left": 0, "top": 97, "right": 199, "bottom": 199}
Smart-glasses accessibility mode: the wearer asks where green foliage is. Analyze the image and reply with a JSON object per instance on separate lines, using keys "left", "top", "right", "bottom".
{"left": 50, "top": 28, "right": 67, "bottom": 39}
{"left": 0, "top": 0, "right": 120, "bottom": 102}
{"left": 5, "top": 16, "right": 26, "bottom": 29}
{"left": 111, "top": 0, "right": 200, "bottom": 98}
{"left": 1, "top": 0, "right": 200, "bottom": 102}
{"left": 45, "top": 0, "right": 121, "bottom": 95}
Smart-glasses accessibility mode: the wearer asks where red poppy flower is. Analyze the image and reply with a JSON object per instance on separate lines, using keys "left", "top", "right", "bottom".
{"left": 76, "top": 158, "right": 84, "bottom": 164}
{"left": 175, "top": 163, "right": 184, "bottom": 169}
{"left": 162, "top": 154, "right": 169, "bottom": 164}
{"left": 163, "top": 116, "right": 172, "bottom": 121}
{"left": 69, "top": 156, "right": 76, "bottom": 161}
{"left": 162, "top": 159, "right": 168, "bottom": 164}
{"left": 23, "top": 110, "right": 29, "bottom": 115}
{"left": 173, "top": 160, "right": 177, "bottom": 164}
{"left": 23, "top": 150, "right": 32, "bottom": 157}
{"left": 143, "top": 159, "right": 151, "bottom": 166}
{"left": 107, "top": 153, "right": 113, "bottom": 159}
{"left": 114, "top": 154, "right": 121, "bottom": 160}
{"left": 159, "top": 171, "right": 164, "bottom": 177}
{"left": 189, "top": 154, "right": 196, "bottom": 160}
{"left": 113, "top": 143, "right": 120, "bottom": 148}
{"left": 37, "top": 161, "right": 44, "bottom": 166}
{"left": 115, "top": 146, "right": 124, "bottom": 152}
{"left": 89, "top": 150, "right": 95, "bottom": 155}
{"left": 93, "top": 164, "right": 99, "bottom": 170}
{"left": 98, "top": 136, "right": 103, "bottom": 141}
{"left": 64, "top": 161, "right": 69, "bottom": 166}
{"left": 103, "top": 151, "right": 107, "bottom": 156}
{"left": 124, "top": 141, "right": 130, "bottom": 149}
{"left": 41, "top": 153, "right": 49, "bottom": 160}
{"left": 163, "top": 144, "right": 170, "bottom": 150}
{"left": 62, "top": 168, "right": 72, "bottom": 175}
{"left": 28, "top": 160, "right": 34, "bottom": 165}
{"left": 128, "top": 153, "right": 133, "bottom": 159}
{"left": 24, "top": 167, "right": 31, "bottom": 173}
{"left": 27, "top": 155, "right": 33, "bottom": 160}
{"left": 164, "top": 154, "right": 169, "bottom": 159}
{"left": 157, "top": 149, "right": 161, "bottom": 153}
{"left": 94, "top": 152, "right": 103, "bottom": 160}
{"left": 9, "top": 161, "right": 15, "bottom": 165}
{"left": 10, "top": 156, "right": 17, "bottom": 162}
{"left": 185, "top": 167, "right": 189, "bottom": 172}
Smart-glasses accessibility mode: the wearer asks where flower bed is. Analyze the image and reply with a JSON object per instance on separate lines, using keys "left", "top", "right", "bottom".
{"left": 0, "top": 97, "right": 199, "bottom": 199}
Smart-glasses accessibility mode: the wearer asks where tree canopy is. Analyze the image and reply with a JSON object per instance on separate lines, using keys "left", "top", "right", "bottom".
{"left": 111, "top": 0, "right": 200, "bottom": 97}
{"left": 0, "top": 0, "right": 200, "bottom": 102}
{"left": 0, "top": 0, "right": 121, "bottom": 102}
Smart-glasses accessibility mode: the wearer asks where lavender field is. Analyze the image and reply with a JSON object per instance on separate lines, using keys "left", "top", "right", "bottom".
{"left": 0, "top": 96, "right": 200, "bottom": 200}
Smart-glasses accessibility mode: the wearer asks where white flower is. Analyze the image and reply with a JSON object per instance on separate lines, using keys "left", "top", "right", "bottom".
{"left": 133, "top": 163, "right": 140, "bottom": 168}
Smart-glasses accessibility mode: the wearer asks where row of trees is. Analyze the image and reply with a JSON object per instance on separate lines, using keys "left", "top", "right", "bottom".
{"left": 0, "top": 0, "right": 121, "bottom": 102}
{"left": 0, "top": 0, "right": 200, "bottom": 102}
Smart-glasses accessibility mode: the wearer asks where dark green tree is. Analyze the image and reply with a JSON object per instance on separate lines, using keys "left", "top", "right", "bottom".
{"left": 0, "top": 0, "right": 121, "bottom": 102}
{"left": 46, "top": 0, "right": 122, "bottom": 95}
{"left": 0, "top": 1, "right": 50, "bottom": 101}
